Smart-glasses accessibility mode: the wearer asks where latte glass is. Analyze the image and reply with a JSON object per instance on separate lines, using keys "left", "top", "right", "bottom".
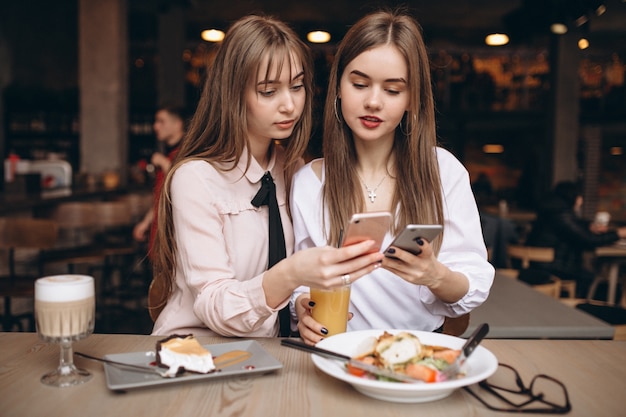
{"left": 35, "top": 275, "right": 95, "bottom": 387}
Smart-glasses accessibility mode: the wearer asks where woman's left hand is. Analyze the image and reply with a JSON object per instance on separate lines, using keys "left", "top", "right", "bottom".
{"left": 381, "top": 238, "right": 442, "bottom": 287}
{"left": 381, "top": 239, "right": 469, "bottom": 303}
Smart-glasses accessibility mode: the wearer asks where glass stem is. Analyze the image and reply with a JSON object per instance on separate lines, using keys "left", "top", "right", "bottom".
{"left": 58, "top": 341, "right": 76, "bottom": 375}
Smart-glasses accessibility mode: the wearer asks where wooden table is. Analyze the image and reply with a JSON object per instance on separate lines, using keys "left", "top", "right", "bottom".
{"left": 1, "top": 333, "right": 624, "bottom": 417}
{"left": 591, "top": 244, "right": 626, "bottom": 307}
{"left": 462, "top": 271, "right": 615, "bottom": 339}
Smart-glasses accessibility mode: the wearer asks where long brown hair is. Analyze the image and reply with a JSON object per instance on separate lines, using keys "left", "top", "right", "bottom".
{"left": 150, "top": 15, "right": 314, "bottom": 313}
{"left": 323, "top": 9, "right": 444, "bottom": 250}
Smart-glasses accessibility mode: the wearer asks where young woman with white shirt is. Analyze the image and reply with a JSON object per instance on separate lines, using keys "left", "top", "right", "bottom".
{"left": 290, "top": 10, "right": 495, "bottom": 344}
{"left": 150, "top": 15, "right": 384, "bottom": 337}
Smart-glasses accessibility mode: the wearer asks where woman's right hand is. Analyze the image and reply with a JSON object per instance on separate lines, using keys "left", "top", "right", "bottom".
{"left": 287, "top": 239, "right": 384, "bottom": 290}
{"left": 264, "top": 240, "right": 382, "bottom": 315}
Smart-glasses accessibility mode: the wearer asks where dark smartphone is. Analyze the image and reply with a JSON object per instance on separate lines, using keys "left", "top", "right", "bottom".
{"left": 341, "top": 212, "right": 392, "bottom": 253}
{"left": 384, "top": 224, "right": 443, "bottom": 257}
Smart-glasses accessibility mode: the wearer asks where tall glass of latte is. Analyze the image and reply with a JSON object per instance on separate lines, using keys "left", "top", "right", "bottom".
{"left": 35, "top": 275, "right": 95, "bottom": 387}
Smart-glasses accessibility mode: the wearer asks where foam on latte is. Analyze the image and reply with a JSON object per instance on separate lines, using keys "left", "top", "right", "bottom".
{"left": 35, "top": 275, "right": 95, "bottom": 302}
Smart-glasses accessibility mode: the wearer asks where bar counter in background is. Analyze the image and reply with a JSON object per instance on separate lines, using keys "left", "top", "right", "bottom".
{"left": 0, "top": 183, "right": 152, "bottom": 216}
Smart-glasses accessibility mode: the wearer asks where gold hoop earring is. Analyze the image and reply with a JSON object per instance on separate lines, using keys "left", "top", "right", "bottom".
{"left": 399, "top": 112, "right": 415, "bottom": 136}
{"left": 334, "top": 96, "right": 342, "bottom": 124}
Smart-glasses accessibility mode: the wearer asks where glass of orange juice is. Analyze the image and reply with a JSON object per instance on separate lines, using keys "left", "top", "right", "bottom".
{"left": 310, "top": 285, "right": 351, "bottom": 336}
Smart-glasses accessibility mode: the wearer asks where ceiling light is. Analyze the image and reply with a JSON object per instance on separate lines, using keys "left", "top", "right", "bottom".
{"left": 483, "top": 144, "right": 504, "bottom": 154}
{"left": 595, "top": 3, "right": 607, "bottom": 16}
{"left": 578, "top": 38, "right": 590, "bottom": 49}
{"left": 201, "top": 29, "right": 225, "bottom": 42}
{"left": 307, "top": 31, "right": 331, "bottom": 43}
{"left": 610, "top": 147, "right": 623, "bottom": 156}
{"left": 550, "top": 23, "right": 568, "bottom": 35}
{"left": 485, "top": 33, "right": 509, "bottom": 46}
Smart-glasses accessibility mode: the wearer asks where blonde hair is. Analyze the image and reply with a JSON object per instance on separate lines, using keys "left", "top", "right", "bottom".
{"left": 323, "top": 9, "right": 444, "bottom": 251}
{"left": 150, "top": 15, "right": 314, "bottom": 313}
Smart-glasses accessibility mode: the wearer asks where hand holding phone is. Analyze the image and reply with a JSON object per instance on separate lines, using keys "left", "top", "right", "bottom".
{"left": 340, "top": 212, "right": 392, "bottom": 253}
{"left": 384, "top": 224, "right": 442, "bottom": 257}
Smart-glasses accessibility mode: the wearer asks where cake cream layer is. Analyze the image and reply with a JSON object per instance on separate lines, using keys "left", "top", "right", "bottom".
{"left": 157, "top": 335, "right": 215, "bottom": 376}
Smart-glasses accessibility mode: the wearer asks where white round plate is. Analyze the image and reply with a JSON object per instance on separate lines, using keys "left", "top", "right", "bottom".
{"left": 311, "top": 329, "right": 498, "bottom": 403}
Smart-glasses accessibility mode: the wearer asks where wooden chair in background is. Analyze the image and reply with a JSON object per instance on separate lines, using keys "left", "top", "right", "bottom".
{"left": 0, "top": 217, "right": 58, "bottom": 331}
{"left": 42, "top": 202, "right": 108, "bottom": 273}
{"left": 92, "top": 201, "right": 140, "bottom": 298}
{"left": 505, "top": 244, "right": 576, "bottom": 299}
{"left": 43, "top": 201, "right": 139, "bottom": 289}
{"left": 442, "top": 313, "right": 470, "bottom": 336}
{"left": 506, "top": 245, "right": 555, "bottom": 268}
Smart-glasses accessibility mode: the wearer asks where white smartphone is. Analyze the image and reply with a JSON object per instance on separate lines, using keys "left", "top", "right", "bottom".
{"left": 340, "top": 212, "right": 392, "bottom": 253}
{"left": 384, "top": 224, "right": 443, "bottom": 257}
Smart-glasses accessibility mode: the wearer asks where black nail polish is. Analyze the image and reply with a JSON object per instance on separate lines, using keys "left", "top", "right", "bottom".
{"left": 308, "top": 301, "right": 316, "bottom": 307}
{"left": 320, "top": 327, "right": 329, "bottom": 335}
{"left": 386, "top": 248, "right": 396, "bottom": 254}
{"left": 416, "top": 238, "right": 424, "bottom": 246}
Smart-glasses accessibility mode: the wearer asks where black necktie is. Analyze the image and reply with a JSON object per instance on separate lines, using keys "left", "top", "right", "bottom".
{"left": 251, "top": 171, "right": 290, "bottom": 336}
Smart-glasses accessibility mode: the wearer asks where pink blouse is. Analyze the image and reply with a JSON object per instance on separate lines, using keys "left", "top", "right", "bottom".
{"left": 152, "top": 147, "right": 294, "bottom": 337}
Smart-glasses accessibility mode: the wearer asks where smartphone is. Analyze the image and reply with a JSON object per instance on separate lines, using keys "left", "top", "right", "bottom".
{"left": 340, "top": 212, "right": 392, "bottom": 253}
{"left": 384, "top": 224, "right": 443, "bottom": 257}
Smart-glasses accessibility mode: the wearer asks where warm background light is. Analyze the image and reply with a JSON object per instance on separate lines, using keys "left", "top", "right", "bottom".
{"left": 550, "top": 23, "right": 568, "bottom": 34}
{"left": 201, "top": 29, "right": 225, "bottom": 42}
{"left": 485, "top": 33, "right": 509, "bottom": 46}
{"left": 578, "top": 38, "right": 590, "bottom": 49}
{"left": 306, "top": 31, "right": 331, "bottom": 43}
{"left": 483, "top": 144, "right": 504, "bottom": 154}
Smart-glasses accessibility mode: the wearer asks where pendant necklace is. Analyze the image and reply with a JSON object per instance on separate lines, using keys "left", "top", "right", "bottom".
{"left": 356, "top": 172, "right": 388, "bottom": 203}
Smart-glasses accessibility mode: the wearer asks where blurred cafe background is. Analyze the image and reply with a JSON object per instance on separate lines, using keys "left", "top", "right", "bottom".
{"left": 1, "top": 0, "right": 625, "bottom": 335}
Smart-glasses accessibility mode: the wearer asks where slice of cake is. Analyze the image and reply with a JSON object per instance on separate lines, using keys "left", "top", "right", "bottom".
{"left": 156, "top": 334, "right": 216, "bottom": 377}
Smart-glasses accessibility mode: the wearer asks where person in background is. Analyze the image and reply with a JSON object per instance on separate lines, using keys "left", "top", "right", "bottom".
{"left": 525, "top": 181, "right": 626, "bottom": 298}
{"left": 290, "top": 9, "right": 494, "bottom": 345}
{"left": 133, "top": 104, "right": 186, "bottom": 248}
{"left": 149, "top": 15, "right": 384, "bottom": 338}
{"left": 472, "top": 171, "right": 495, "bottom": 207}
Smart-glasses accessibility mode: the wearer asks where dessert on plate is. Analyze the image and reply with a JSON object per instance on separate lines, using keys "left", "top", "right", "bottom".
{"left": 156, "top": 334, "right": 216, "bottom": 377}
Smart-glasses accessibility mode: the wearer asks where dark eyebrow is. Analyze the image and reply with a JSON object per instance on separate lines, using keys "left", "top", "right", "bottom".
{"left": 256, "top": 71, "right": 305, "bottom": 87}
{"left": 349, "top": 69, "right": 407, "bottom": 84}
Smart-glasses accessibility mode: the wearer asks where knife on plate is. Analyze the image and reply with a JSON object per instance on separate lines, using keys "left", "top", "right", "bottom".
{"left": 281, "top": 338, "right": 426, "bottom": 383}
{"left": 440, "top": 322, "right": 489, "bottom": 380}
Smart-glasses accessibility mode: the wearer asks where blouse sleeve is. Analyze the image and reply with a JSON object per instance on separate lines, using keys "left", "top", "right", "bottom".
{"left": 431, "top": 148, "right": 495, "bottom": 315}
{"left": 170, "top": 162, "right": 280, "bottom": 336}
